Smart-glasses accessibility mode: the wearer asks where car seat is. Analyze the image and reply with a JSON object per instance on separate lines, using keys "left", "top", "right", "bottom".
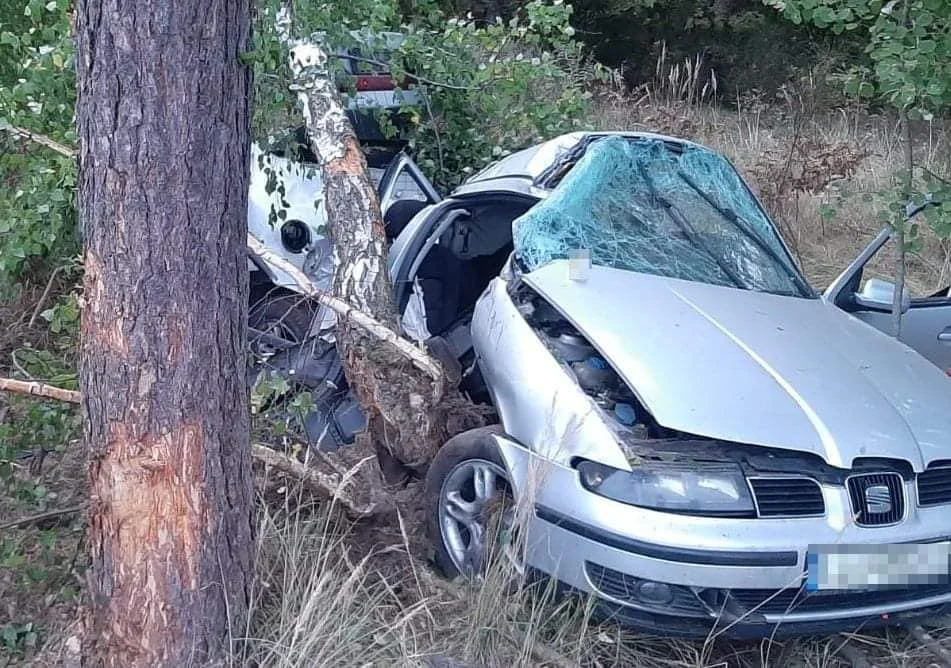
{"left": 414, "top": 243, "right": 463, "bottom": 335}
{"left": 384, "top": 199, "right": 429, "bottom": 240}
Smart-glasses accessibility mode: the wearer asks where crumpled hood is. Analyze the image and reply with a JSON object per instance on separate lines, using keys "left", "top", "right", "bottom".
{"left": 524, "top": 261, "right": 951, "bottom": 471}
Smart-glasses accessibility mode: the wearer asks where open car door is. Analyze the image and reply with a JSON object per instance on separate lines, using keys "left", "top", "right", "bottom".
{"left": 825, "top": 227, "right": 951, "bottom": 372}
{"left": 377, "top": 152, "right": 441, "bottom": 217}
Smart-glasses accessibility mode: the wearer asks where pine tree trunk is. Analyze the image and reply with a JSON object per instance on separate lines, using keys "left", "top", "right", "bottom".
{"left": 75, "top": 1, "right": 254, "bottom": 665}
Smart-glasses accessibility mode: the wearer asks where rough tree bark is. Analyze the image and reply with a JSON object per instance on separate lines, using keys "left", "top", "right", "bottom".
{"left": 279, "top": 17, "right": 472, "bottom": 470}
{"left": 75, "top": 1, "right": 254, "bottom": 665}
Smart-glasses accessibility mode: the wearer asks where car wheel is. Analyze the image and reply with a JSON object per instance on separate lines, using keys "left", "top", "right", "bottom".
{"left": 425, "top": 426, "right": 523, "bottom": 580}
{"left": 248, "top": 292, "right": 316, "bottom": 358}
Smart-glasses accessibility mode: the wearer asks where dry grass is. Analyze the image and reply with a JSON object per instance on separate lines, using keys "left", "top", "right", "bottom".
{"left": 236, "top": 489, "right": 951, "bottom": 668}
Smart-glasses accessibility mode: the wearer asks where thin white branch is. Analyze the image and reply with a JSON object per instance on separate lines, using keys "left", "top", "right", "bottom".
{"left": 0, "top": 377, "right": 82, "bottom": 403}
{"left": 249, "top": 235, "right": 442, "bottom": 381}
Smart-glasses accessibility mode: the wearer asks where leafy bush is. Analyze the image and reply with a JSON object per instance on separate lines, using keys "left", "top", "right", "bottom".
{"left": 0, "top": 0, "right": 77, "bottom": 287}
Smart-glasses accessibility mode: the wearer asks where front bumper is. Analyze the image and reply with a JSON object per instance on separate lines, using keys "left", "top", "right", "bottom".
{"left": 496, "top": 437, "right": 951, "bottom": 638}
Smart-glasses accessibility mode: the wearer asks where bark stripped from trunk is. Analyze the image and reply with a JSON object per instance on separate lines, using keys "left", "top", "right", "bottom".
{"left": 281, "top": 21, "right": 466, "bottom": 469}
{"left": 75, "top": 1, "right": 254, "bottom": 665}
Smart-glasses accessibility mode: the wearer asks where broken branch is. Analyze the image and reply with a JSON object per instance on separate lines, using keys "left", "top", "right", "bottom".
{"left": 248, "top": 235, "right": 443, "bottom": 383}
{"left": 2, "top": 125, "right": 77, "bottom": 159}
{"left": 0, "top": 379, "right": 387, "bottom": 516}
{"left": 252, "top": 444, "right": 388, "bottom": 516}
{"left": 29, "top": 265, "right": 66, "bottom": 328}
{"left": 0, "top": 378, "right": 81, "bottom": 404}
{"left": 0, "top": 505, "right": 85, "bottom": 532}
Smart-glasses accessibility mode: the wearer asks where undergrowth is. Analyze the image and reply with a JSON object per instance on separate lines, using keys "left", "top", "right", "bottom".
{"left": 232, "top": 489, "right": 951, "bottom": 668}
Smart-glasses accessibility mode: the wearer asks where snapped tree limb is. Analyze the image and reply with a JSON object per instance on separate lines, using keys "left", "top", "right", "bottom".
{"left": 252, "top": 444, "right": 389, "bottom": 515}
{"left": 275, "top": 8, "right": 459, "bottom": 468}
{"left": 0, "top": 377, "right": 82, "bottom": 403}
{"left": 1, "top": 125, "right": 77, "bottom": 159}
{"left": 0, "top": 378, "right": 383, "bottom": 516}
{"left": 0, "top": 505, "right": 85, "bottom": 532}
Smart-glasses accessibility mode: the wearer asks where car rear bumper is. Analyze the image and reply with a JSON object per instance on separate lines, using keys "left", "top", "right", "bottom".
{"left": 494, "top": 436, "right": 951, "bottom": 638}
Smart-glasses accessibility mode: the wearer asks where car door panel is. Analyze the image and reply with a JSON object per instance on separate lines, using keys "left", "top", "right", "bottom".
{"left": 825, "top": 227, "right": 951, "bottom": 371}
{"left": 377, "top": 152, "right": 441, "bottom": 216}
{"left": 850, "top": 302, "right": 951, "bottom": 370}
{"left": 895, "top": 299, "right": 951, "bottom": 370}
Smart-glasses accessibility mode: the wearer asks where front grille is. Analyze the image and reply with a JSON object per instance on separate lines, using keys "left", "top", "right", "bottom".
{"left": 725, "top": 583, "right": 951, "bottom": 616}
{"left": 918, "top": 467, "right": 951, "bottom": 507}
{"left": 749, "top": 477, "right": 825, "bottom": 517}
{"left": 846, "top": 472, "right": 905, "bottom": 526}
{"left": 585, "top": 562, "right": 707, "bottom": 617}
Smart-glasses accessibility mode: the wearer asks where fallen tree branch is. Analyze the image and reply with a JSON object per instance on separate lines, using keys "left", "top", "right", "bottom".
{"left": 248, "top": 235, "right": 443, "bottom": 383}
{"left": 0, "top": 378, "right": 81, "bottom": 404}
{"left": 0, "top": 505, "right": 84, "bottom": 532}
{"left": 0, "top": 379, "right": 388, "bottom": 516}
{"left": 252, "top": 444, "right": 388, "bottom": 516}
{"left": 2, "top": 125, "right": 77, "bottom": 159}
{"left": 29, "top": 265, "right": 66, "bottom": 328}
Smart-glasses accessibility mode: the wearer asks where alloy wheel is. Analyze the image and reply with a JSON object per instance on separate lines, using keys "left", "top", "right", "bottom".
{"left": 438, "top": 458, "right": 523, "bottom": 578}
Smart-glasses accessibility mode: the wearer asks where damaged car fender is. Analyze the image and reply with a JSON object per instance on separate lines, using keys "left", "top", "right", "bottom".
{"left": 471, "top": 276, "right": 632, "bottom": 471}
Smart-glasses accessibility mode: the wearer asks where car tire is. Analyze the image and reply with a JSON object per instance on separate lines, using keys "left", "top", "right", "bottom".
{"left": 425, "top": 425, "right": 522, "bottom": 580}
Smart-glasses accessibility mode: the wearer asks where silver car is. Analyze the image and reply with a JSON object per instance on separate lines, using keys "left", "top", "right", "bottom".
{"left": 253, "top": 131, "right": 951, "bottom": 637}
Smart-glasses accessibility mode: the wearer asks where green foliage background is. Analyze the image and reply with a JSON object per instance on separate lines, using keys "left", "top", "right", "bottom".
{"left": 0, "top": 0, "right": 76, "bottom": 288}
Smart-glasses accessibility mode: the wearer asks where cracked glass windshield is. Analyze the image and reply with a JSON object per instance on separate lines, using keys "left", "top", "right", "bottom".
{"left": 513, "top": 136, "right": 812, "bottom": 297}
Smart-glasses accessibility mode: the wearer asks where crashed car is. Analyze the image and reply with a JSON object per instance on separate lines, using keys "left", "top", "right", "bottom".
{"left": 249, "top": 131, "right": 951, "bottom": 638}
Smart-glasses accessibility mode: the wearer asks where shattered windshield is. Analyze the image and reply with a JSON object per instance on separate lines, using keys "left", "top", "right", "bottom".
{"left": 512, "top": 136, "right": 812, "bottom": 297}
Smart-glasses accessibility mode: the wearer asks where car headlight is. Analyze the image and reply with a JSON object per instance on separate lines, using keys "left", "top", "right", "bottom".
{"left": 577, "top": 459, "right": 755, "bottom": 517}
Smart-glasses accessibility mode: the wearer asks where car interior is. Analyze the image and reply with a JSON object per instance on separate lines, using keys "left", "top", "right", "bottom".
{"left": 384, "top": 194, "right": 537, "bottom": 376}
{"left": 930, "top": 284, "right": 951, "bottom": 299}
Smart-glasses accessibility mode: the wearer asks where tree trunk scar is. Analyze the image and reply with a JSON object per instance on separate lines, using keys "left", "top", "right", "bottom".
{"left": 82, "top": 250, "right": 129, "bottom": 356}
{"left": 87, "top": 422, "right": 208, "bottom": 662}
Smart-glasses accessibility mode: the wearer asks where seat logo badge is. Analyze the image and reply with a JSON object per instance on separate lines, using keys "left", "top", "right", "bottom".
{"left": 864, "top": 484, "right": 892, "bottom": 514}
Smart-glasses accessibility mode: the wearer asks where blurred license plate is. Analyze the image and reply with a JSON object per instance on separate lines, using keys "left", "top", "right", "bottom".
{"left": 806, "top": 542, "right": 951, "bottom": 591}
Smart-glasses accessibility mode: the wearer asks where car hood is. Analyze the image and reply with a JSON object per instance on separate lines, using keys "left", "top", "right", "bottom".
{"left": 524, "top": 261, "right": 951, "bottom": 471}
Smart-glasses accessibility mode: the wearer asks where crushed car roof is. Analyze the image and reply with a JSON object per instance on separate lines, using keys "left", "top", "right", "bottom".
{"left": 454, "top": 131, "right": 703, "bottom": 196}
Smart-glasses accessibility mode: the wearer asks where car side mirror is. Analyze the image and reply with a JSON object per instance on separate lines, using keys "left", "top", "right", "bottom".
{"left": 855, "top": 278, "right": 911, "bottom": 313}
